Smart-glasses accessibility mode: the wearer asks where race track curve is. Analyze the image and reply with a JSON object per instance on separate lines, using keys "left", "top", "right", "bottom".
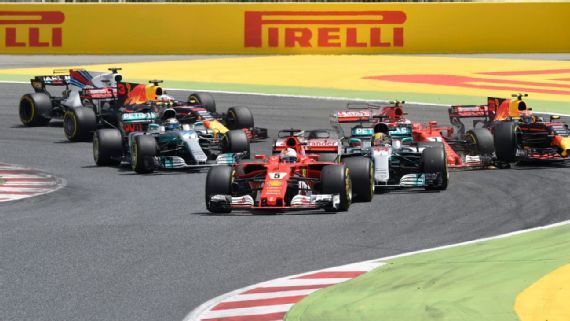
{"left": 1, "top": 82, "right": 569, "bottom": 321}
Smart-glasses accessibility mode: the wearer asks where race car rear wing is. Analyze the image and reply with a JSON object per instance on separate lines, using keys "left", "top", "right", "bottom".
{"left": 333, "top": 102, "right": 406, "bottom": 124}
{"left": 30, "top": 74, "right": 70, "bottom": 93}
{"left": 448, "top": 97, "right": 509, "bottom": 134}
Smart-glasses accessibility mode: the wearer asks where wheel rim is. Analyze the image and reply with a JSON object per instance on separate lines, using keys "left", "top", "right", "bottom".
{"left": 226, "top": 110, "right": 236, "bottom": 128}
{"left": 465, "top": 132, "right": 478, "bottom": 155}
{"left": 64, "top": 113, "right": 77, "bottom": 139}
{"left": 189, "top": 95, "right": 199, "bottom": 105}
{"left": 20, "top": 97, "right": 35, "bottom": 124}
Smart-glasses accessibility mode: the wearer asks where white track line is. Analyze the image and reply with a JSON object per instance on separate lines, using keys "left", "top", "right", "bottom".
{"left": 200, "top": 304, "right": 294, "bottom": 319}
{"left": 224, "top": 289, "right": 320, "bottom": 302}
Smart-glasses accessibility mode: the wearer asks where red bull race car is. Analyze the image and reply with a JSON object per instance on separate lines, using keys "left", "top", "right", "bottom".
{"left": 63, "top": 79, "right": 268, "bottom": 143}
{"left": 451, "top": 94, "right": 570, "bottom": 164}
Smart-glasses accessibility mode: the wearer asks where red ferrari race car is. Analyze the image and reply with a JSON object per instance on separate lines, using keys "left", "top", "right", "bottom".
{"left": 452, "top": 94, "right": 570, "bottom": 164}
{"left": 204, "top": 131, "right": 374, "bottom": 214}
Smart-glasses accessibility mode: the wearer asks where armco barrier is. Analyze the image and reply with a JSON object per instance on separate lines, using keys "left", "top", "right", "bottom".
{"left": 0, "top": 3, "right": 569, "bottom": 54}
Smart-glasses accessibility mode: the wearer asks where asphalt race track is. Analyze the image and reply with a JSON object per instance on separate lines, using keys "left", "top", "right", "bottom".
{"left": 1, "top": 81, "right": 569, "bottom": 321}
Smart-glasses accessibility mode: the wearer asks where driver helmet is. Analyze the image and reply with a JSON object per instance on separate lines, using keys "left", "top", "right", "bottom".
{"left": 520, "top": 110, "right": 534, "bottom": 124}
{"left": 349, "top": 138, "right": 362, "bottom": 148}
{"left": 280, "top": 148, "right": 298, "bottom": 163}
{"left": 164, "top": 118, "right": 181, "bottom": 131}
{"left": 373, "top": 132, "right": 389, "bottom": 146}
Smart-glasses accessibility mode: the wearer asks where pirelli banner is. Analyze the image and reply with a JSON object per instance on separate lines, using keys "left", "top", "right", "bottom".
{"left": 1, "top": 3, "right": 569, "bottom": 54}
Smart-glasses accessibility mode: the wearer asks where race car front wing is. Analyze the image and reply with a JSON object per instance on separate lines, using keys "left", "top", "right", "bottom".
{"left": 209, "top": 193, "right": 341, "bottom": 211}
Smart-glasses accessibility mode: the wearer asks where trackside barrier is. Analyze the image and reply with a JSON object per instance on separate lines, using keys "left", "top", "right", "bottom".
{"left": 0, "top": 3, "right": 569, "bottom": 54}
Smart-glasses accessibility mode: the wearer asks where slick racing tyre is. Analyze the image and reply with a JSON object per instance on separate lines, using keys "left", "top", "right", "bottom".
{"left": 188, "top": 92, "right": 216, "bottom": 113}
{"left": 494, "top": 122, "right": 519, "bottom": 163}
{"left": 321, "top": 165, "right": 352, "bottom": 212}
{"left": 225, "top": 106, "right": 254, "bottom": 130}
{"left": 93, "top": 129, "right": 122, "bottom": 166}
{"left": 223, "top": 129, "right": 250, "bottom": 157}
{"left": 343, "top": 156, "right": 374, "bottom": 202}
{"left": 422, "top": 146, "right": 448, "bottom": 191}
{"left": 19, "top": 93, "right": 52, "bottom": 126}
{"left": 205, "top": 166, "right": 233, "bottom": 214}
{"left": 466, "top": 128, "right": 494, "bottom": 156}
{"left": 131, "top": 135, "right": 157, "bottom": 174}
{"left": 64, "top": 107, "right": 97, "bottom": 142}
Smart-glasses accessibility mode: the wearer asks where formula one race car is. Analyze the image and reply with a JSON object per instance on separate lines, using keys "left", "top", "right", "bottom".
{"left": 331, "top": 102, "right": 448, "bottom": 191}
{"left": 331, "top": 101, "right": 495, "bottom": 170}
{"left": 272, "top": 129, "right": 341, "bottom": 162}
{"left": 452, "top": 94, "right": 570, "bottom": 164}
{"left": 205, "top": 158, "right": 349, "bottom": 214}
{"left": 204, "top": 131, "right": 374, "bottom": 213}
{"left": 19, "top": 68, "right": 122, "bottom": 140}
{"left": 60, "top": 78, "right": 267, "bottom": 143}
{"left": 93, "top": 108, "right": 249, "bottom": 174}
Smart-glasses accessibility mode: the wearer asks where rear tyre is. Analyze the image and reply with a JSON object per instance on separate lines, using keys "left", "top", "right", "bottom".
{"left": 343, "top": 156, "right": 374, "bottom": 202}
{"left": 321, "top": 165, "right": 351, "bottom": 212}
{"left": 223, "top": 129, "right": 250, "bottom": 158}
{"left": 423, "top": 146, "right": 448, "bottom": 191}
{"left": 494, "top": 122, "right": 519, "bottom": 163}
{"left": 19, "top": 93, "right": 52, "bottom": 126}
{"left": 205, "top": 166, "right": 233, "bottom": 214}
{"left": 225, "top": 106, "right": 254, "bottom": 130}
{"left": 93, "top": 129, "right": 122, "bottom": 166}
{"left": 188, "top": 92, "right": 216, "bottom": 113}
{"left": 131, "top": 135, "right": 157, "bottom": 174}
{"left": 64, "top": 107, "right": 97, "bottom": 142}
{"left": 466, "top": 128, "right": 494, "bottom": 155}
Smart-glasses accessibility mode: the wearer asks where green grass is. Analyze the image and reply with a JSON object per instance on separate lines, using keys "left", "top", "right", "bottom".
{"left": 285, "top": 223, "right": 570, "bottom": 321}
{"left": 2, "top": 74, "right": 568, "bottom": 115}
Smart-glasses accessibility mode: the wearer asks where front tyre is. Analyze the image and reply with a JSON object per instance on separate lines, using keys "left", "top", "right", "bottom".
{"left": 93, "top": 129, "right": 122, "bottom": 166}
{"left": 494, "top": 122, "right": 519, "bottom": 163}
{"left": 205, "top": 166, "right": 233, "bottom": 214}
{"left": 131, "top": 135, "right": 157, "bottom": 174}
{"left": 64, "top": 107, "right": 97, "bottom": 142}
{"left": 321, "top": 165, "right": 351, "bottom": 212}
{"left": 223, "top": 129, "right": 250, "bottom": 158}
{"left": 343, "top": 156, "right": 374, "bottom": 202}
{"left": 422, "top": 146, "right": 448, "bottom": 191}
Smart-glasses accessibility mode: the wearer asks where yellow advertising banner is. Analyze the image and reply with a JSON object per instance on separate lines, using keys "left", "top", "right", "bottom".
{"left": 0, "top": 3, "right": 569, "bottom": 54}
